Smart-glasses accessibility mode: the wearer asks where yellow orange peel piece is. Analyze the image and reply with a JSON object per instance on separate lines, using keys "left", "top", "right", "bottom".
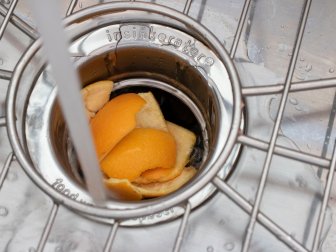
{"left": 135, "top": 121, "right": 196, "bottom": 184}
{"left": 81, "top": 80, "right": 114, "bottom": 118}
{"left": 90, "top": 93, "right": 146, "bottom": 160}
{"left": 104, "top": 167, "right": 196, "bottom": 200}
{"left": 104, "top": 178, "right": 142, "bottom": 201}
{"left": 136, "top": 92, "right": 168, "bottom": 132}
{"left": 100, "top": 128, "right": 177, "bottom": 181}
{"left": 82, "top": 82, "right": 197, "bottom": 200}
{"left": 135, "top": 166, "right": 196, "bottom": 197}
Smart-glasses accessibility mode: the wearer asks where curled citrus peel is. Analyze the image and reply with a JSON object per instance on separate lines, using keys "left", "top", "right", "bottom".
{"left": 135, "top": 121, "right": 196, "bottom": 184}
{"left": 82, "top": 81, "right": 197, "bottom": 200}
{"left": 90, "top": 93, "right": 146, "bottom": 160}
{"left": 105, "top": 167, "right": 197, "bottom": 200}
{"left": 136, "top": 92, "right": 168, "bottom": 132}
{"left": 134, "top": 166, "right": 196, "bottom": 197}
{"left": 134, "top": 93, "right": 196, "bottom": 183}
{"left": 100, "top": 128, "right": 177, "bottom": 181}
{"left": 104, "top": 178, "right": 142, "bottom": 201}
{"left": 81, "top": 80, "right": 113, "bottom": 119}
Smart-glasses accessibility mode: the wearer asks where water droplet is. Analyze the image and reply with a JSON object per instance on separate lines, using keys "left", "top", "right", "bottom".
{"left": 288, "top": 52, "right": 292, "bottom": 56}
{"left": 63, "top": 240, "right": 78, "bottom": 251}
{"left": 69, "top": 242, "right": 78, "bottom": 250}
{"left": 1, "top": 0, "right": 10, "bottom": 4}
{"left": 300, "top": 57, "right": 305, "bottom": 61}
{"left": 29, "top": 247, "right": 36, "bottom": 252}
{"left": 219, "top": 219, "right": 226, "bottom": 225}
{"left": 0, "top": 206, "right": 8, "bottom": 216}
{"left": 295, "top": 106, "right": 304, "bottom": 112}
{"left": 289, "top": 98, "right": 298, "bottom": 105}
{"left": 78, "top": 2, "right": 83, "bottom": 8}
{"left": 329, "top": 67, "right": 335, "bottom": 73}
{"left": 295, "top": 74, "right": 305, "bottom": 81}
{"left": 207, "top": 246, "right": 214, "bottom": 252}
{"left": 305, "top": 64, "right": 312, "bottom": 72}
{"left": 279, "top": 44, "right": 286, "bottom": 52}
{"left": 0, "top": 58, "right": 3, "bottom": 65}
{"left": 6, "top": 171, "right": 17, "bottom": 182}
{"left": 295, "top": 175, "right": 307, "bottom": 188}
{"left": 281, "top": 24, "right": 285, "bottom": 28}
{"left": 55, "top": 246, "right": 62, "bottom": 252}
{"left": 224, "top": 242, "right": 235, "bottom": 251}
{"left": 266, "top": 45, "right": 271, "bottom": 49}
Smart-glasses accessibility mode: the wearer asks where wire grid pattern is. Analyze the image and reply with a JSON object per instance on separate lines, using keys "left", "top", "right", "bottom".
{"left": 0, "top": 0, "right": 335, "bottom": 251}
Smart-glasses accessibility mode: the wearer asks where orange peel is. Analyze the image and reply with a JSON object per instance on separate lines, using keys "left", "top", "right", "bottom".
{"left": 104, "top": 178, "right": 142, "bottom": 200}
{"left": 81, "top": 80, "right": 113, "bottom": 119}
{"left": 136, "top": 92, "right": 168, "bottom": 132}
{"left": 100, "top": 128, "right": 177, "bottom": 181}
{"left": 104, "top": 167, "right": 196, "bottom": 200}
{"left": 81, "top": 82, "right": 198, "bottom": 200}
{"left": 90, "top": 93, "right": 146, "bottom": 160}
{"left": 135, "top": 167, "right": 196, "bottom": 197}
{"left": 135, "top": 121, "right": 196, "bottom": 183}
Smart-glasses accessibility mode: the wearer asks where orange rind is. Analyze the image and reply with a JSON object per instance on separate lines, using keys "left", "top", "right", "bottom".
{"left": 104, "top": 178, "right": 142, "bottom": 200}
{"left": 104, "top": 167, "right": 196, "bottom": 199}
{"left": 135, "top": 121, "right": 196, "bottom": 184}
{"left": 81, "top": 81, "right": 198, "bottom": 200}
{"left": 136, "top": 92, "right": 168, "bottom": 132}
{"left": 90, "top": 93, "right": 146, "bottom": 160}
{"left": 135, "top": 167, "right": 196, "bottom": 197}
{"left": 81, "top": 80, "right": 114, "bottom": 119}
{"left": 100, "top": 128, "right": 177, "bottom": 181}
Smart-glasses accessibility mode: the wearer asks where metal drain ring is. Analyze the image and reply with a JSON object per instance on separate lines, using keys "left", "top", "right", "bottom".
{"left": 6, "top": 2, "right": 242, "bottom": 219}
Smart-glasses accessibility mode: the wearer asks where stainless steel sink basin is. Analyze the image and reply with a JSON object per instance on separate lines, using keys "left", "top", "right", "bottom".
{"left": 0, "top": 0, "right": 335, "bottom": 251}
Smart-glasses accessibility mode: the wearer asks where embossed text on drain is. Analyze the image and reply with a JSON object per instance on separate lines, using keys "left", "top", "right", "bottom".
{"left": 105, "top": 24, "right": 215, "bottom": 66}
{"left": 52, "top": 178, "right": 93, "bottom": 205}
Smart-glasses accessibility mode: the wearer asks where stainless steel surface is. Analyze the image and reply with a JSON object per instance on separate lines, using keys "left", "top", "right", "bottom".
{"left": 0, "top": 152, "right": 13, "bottom": 188}
{"left": 103, "top": 222, "right": 119, "bottom": 252}
{"left": 312, "top": 144, "right": 336, "bottom": 251}
{"left": 241, "top": 78, "right": 336, "bottom": 96}
{"left": 229, "top": 0, "right": 251, "bottom": 59}
{"left": 172, "top": 202, "right": 191, "bottom": 252}
{"left": 37, "top": 204, "right": 59, "bottom": 252}
{"left": 0, "top": 2, "right": 36, "bottom": 39}
{"left": 0, "top": 69, "right": 11, "bottom": 80}
{"left": 10, "top": 4, "right": 241, "bottom": 221}
{"left": 0, "top": 0, "right": 336, "bottom": 251}
{"left": 212, "top": 176, "right": 308, "bottom": 252}
{"left": 0, "top": 0, "right": 18, "bottom": 40}
{"left": 242, "top": 0, "right": 312, "bottom": 250}
{"left": 29, "top": 0, "right": 107, "bottom": 203}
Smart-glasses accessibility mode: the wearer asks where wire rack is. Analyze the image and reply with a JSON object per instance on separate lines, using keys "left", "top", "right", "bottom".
{"left": 0, "top": 0, "right": 335, "bottom": 251}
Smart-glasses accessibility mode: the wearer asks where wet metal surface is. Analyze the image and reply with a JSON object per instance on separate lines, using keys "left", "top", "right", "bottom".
{"left": 0, "top": 0, "right": 336, "bottom": 251}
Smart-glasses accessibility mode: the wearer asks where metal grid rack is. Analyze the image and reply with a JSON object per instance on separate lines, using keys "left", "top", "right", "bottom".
{"left": 0, "top": 0, "right": 335, "bottom": 251}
